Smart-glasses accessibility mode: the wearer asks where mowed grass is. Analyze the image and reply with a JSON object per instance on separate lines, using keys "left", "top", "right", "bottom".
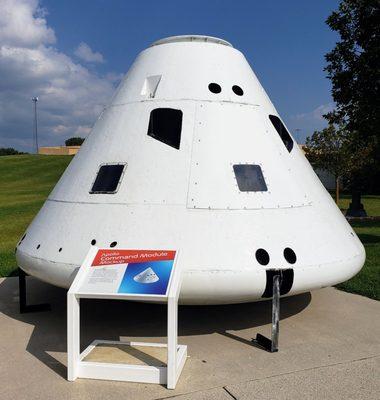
{"left": 336, "top": 219, "right": 380, "bottom": 300}
{"left": 333, "top": 193, "right": 380, "bottom": 300}
{"left": 0, "top": 155, "right": 72, "bottom": 276}
{"left": 0, "top": 155, "right": 379, "bottom": 300}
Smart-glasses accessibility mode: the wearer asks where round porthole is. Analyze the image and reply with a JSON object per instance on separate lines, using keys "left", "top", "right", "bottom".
{"left": 110, "top": 241, "right": 117, "bottom": 248}
{"left": 232, "top": 85, "right": 244, "bottom": 96}
{"left": 208, "top": 83, "right": 221, "bottom": 94}
{"left": 255, "top": 248, "right": 270, "bottom": 265}
{"left": 36, "top": 244, "right": 41, "bottom": 249}
{"left": 91, "top": 239, "right": 96, "bottom": 246}
{"left": 59, "top": 248, "right": 62, "bottom": 252}
{"left": 284, "top": 247, "right": 297, "bottom": 264}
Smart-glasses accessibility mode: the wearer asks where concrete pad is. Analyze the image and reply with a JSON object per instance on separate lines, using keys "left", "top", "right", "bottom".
{"left": 0, "top": 277, "right": 379, "bottom": 400}
{"left": 169, "top": 387, "right": 233, "bottom": 399}
{"left": 83, "top": 343, "right": 167, "bottom": 366}
{"left": 226, "top": 357, "right": 380, "bottom": 400}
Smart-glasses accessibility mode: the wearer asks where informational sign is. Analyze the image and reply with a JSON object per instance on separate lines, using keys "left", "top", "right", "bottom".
{"left": 68, "top": 247, "right": 186, "bottom": 389}
{"left": 78, "top": 249, "right": 176, "bottom": 296}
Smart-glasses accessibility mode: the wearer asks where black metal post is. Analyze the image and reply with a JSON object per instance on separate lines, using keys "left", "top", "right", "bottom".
{"left": 32, "top": 97, "right": 39, "bottom": 154}
{"left": 254, "top": 272, "right": 280, "bottom": 352}
{"left": 271, "top": 274, "right": 280, "bottom": 352}
{"left": 346, "top": 191, "right": 367, "bottom": 217}
{"left": 18, "top": 268, "right": 50, "bottom": 313}
{"left": 19, "top": 268, "right": 27, "bottom": 313}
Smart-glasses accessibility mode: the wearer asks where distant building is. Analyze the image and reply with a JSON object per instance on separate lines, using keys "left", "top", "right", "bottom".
{"left": 299, "top": 144, "right": 335, "bottom": 191}
{"left": 313, "top": 169, "right": 335, "bottom": 191}
{"left": 38, "top": 146, "right": 80, "bottom": 155}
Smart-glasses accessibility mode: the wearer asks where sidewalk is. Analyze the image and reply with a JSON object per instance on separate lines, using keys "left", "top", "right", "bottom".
{"left": 0, "top": 277, "right": 378, "bottom": 399}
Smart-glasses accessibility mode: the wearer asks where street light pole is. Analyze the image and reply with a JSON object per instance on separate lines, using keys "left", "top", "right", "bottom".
{"left": 31, "top": 97, "right": 39, "bottom": 154}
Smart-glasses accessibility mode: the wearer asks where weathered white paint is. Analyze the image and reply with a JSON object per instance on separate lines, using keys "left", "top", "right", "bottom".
{"left": 16, "top": 35, "right": 365, "bottom": 304}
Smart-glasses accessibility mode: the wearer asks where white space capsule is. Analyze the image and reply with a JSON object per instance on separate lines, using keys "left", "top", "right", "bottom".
{"left": 16, "top": 35, "right": 365, "bottom": 305}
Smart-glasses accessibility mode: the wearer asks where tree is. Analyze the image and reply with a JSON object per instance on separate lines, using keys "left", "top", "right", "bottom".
{"left": 0, "top": 147, "right": 27, "bottom": 156}
{"left": 65, "top": 137, "right": 85, "bottom": 146}
{"left": 305, "top": 125, "right": 350, "bottom": 204}
{"left": 323, "top": 0, "right": 380, "bottom": 214}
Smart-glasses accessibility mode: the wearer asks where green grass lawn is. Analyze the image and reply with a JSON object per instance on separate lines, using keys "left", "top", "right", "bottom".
{"left": 0, "top": 155, "right": 379, "bottom": 300}
{"left": 334, "top": 193, "right": 380, "bottom": 300}
{"left": 336, "top": 219, "right": 380, "bottom": 300}
{"left": 0, "top": 155, "right": 72, "bottom": 276}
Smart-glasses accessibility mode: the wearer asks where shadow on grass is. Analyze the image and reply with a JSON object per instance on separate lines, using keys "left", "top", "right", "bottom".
{"left": 357, "top": 233, "right": 380, "bottom": 244}
{"left": 349, "top": 219, "right": 380, "bottom": 229}
{"left": 8, "top": 268, "right": 19, "bottom": 277}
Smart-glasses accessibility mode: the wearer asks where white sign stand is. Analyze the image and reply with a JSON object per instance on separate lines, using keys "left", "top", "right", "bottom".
{"left": 67, "top": 247, "right": 187, "bottom": 389}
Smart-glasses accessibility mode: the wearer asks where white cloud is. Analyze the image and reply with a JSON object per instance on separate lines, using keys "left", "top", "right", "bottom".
{"left": 286, "top": 103, "right": 335, "bottom": 143}
{"left": 0, "top": 0, "right": 117, "bottom": 151}
{"left": 74, "top": 125, "right": 92, "bottom": 136}
{"left": 0, "top": 0, "right": 55, "bottom": 47}
{"left": 105, "top": 71, "right": 124, "bottom": 83}
{"left": 292, "top": 103, "right": 334, "bottom": 123}
{"left": 74, "top": 42, "right": 104, "bottom": 63}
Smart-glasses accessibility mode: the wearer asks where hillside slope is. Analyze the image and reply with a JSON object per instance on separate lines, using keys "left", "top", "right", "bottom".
{"left": 0, "top": 155, "right": 72, "bottom": 276}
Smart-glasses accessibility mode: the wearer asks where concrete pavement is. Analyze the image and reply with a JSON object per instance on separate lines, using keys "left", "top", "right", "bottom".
{"left": 0, "top": 277, "right": 379, "bottom": 399}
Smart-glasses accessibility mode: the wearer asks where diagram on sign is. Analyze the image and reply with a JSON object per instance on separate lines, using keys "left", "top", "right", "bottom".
{"left": 118, "top": 261, "right": 172, "bottom": 295}
{"left": 133, "top": 267, "right": 159, "bottom": 284}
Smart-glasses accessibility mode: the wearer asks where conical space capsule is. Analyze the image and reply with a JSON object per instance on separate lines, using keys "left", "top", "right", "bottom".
{"left": 16, "top": 35, "right": 365, "bottom": 305}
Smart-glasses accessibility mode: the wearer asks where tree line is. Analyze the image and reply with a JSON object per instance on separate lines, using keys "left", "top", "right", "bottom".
{"left": 305, "top": 0, "right": 379, "bottom": 216}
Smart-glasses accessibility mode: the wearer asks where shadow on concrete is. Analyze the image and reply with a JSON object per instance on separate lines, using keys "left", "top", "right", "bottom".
{"left": 0, "top": 277, "right": 311, "bottom": 379}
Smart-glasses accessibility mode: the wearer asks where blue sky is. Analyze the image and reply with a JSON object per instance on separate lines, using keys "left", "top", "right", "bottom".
{"left": 0, "top": 0, "right": 339, "bottom": 151}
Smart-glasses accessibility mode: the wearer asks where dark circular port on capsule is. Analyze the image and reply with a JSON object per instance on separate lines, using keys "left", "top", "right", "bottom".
{"left": 59, "top": 248, "right": 62, "bottom": 252}
{"left": 232, "top": 85, "right": 244, "bottom": 96}
{"left": 110, "top": 241, "right": 117, "bottom": 248}
{"left": 208, "top": 83, "right": 221, "bottom": 94}
{"left": 284, "top": 247, "right": 297, "bottom": 264}
{"left": 255, "top": 248, "right": 270, "bottom": 265}
{"left": 91, "top": 239, "right": 96, "bottom": 245}
{"left": 36, "top": 244, "right": 40, "bottom": 249}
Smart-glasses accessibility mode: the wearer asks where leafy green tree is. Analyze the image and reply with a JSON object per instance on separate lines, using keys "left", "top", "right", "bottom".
{"left": 323, "top": 0, "right": 380, "bottom": 213}
{"left": 305, "top": 125, "right": 350, "bottom": 204}
{"left": 65, "top": 137, "right": 85, "bottom": 146}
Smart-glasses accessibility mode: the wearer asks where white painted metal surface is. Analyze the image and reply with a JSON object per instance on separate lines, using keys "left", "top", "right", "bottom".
{"left": 16, "top": 35, "right": 365, "bottom": 305}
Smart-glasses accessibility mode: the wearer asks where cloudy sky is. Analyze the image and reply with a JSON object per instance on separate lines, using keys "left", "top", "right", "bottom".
{"left": 0, "top": 0, "right": 338, "bottom": 151}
